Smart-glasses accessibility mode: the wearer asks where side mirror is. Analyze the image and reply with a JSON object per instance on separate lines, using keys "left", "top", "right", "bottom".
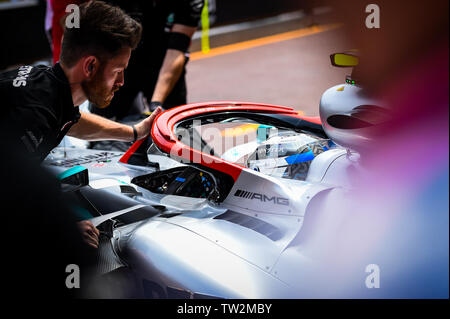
{"left": 56, "top": 166, "right": 89, "bottom": 192}
{"left": 330, "top": 53, "right": 359, "bottom": 67}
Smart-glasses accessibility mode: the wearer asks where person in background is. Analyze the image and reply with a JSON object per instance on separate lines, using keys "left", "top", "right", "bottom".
{"left": 90, "top": 0, "right": 204, "bottom": 120}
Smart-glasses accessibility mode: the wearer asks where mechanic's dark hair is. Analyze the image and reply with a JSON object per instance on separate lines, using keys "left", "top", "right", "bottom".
{"left": 60, "top": 1, "right": 142, "bottom": 67}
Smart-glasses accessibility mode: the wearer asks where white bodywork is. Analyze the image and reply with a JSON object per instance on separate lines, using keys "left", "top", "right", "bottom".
{"left": 45, "top": 130, "right": 360, "bottom": 298}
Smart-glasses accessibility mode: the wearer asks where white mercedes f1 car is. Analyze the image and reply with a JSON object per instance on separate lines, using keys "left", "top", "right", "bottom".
{"left": 44, "top": 53, "right": 388, "bottom": 298}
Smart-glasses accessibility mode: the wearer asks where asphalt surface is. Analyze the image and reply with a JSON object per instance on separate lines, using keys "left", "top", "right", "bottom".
{"left": 186, "top": 15, "right": 351, "bottom": 116}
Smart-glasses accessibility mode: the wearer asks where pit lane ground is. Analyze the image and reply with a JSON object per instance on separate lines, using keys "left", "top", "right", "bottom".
{"left": 187, "top": 9, "right": 351, "bottom": 116}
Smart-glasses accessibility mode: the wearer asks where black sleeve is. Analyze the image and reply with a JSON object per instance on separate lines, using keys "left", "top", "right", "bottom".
{"left": 0, "top": 136, "right": 93, "bottom": 299}
{"left": 173, "top": 0, "right": 204, "bottom": 27}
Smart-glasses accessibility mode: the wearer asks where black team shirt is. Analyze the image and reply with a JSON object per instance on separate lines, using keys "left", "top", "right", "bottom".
{"left": 0, "top": 64, "right": 90, "bottom": 298}
{"left": 0, "top": 63, "right": 81, "bottom": 162}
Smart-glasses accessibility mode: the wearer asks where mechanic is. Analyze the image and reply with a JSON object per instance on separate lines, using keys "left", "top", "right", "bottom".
{"left": 0, "top": 1, "right": 161, "bottom": 248}
{"left": 89, "top": 0, "right": 204, "bottom": 120}
{"left": 0, "top": 1, "right": 162, "bottom": 162}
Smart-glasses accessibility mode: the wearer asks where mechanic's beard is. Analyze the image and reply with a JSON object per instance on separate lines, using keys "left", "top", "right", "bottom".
{"left": 82, "top": 72, "right": 118, "bottom": 108}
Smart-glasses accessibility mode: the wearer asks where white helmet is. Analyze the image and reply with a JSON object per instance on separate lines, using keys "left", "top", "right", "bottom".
{"left": 320, "top": 53, "right": 390, "bottom": 151}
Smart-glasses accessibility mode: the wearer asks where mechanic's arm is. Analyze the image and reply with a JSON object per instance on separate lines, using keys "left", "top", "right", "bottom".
{"left": 150, "top": 24, "right": 197, "bottom": 104}
{"left": 67, "top": 107, "right": 161, "bottom": 141}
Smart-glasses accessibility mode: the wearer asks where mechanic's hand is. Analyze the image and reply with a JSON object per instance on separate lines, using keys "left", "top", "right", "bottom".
{"left": 134, "top": 106, "right": 162, "bottom": 140}
{"left": 77, "top": 220, "right": 100, "bottom": 249}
